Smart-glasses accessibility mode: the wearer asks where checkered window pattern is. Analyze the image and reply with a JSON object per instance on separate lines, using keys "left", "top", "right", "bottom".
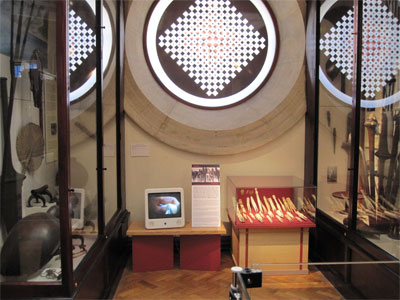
{"left": 320, "top": 0, "right": 400, "bottom": 99}
{"left": 158, "top": 0, "right": 266, "bottom": 97}
{"left": 68, "top": 9, "right": 96, "bottom": 74}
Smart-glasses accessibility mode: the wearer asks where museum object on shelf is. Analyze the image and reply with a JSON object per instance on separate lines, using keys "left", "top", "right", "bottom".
{"left": 0, "top": 213, "right": 60, "bottom": 277}
{"left": 27, "top": 185, "right": 54, "bottom": 207}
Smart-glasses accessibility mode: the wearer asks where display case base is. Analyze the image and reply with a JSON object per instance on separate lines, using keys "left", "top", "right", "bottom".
{"left": 231, "top": 224, "right": 311, "bottom": 275}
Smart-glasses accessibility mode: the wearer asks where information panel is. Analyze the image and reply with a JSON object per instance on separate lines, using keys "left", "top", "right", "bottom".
{"left": 191, "top": 164, "right": 221, "bottom": 227}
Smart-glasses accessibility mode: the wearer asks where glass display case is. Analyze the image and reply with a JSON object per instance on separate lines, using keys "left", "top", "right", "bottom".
{"left": 0, "top": 0, "right": 63, "bottom": 283}
{"left": 317, "top": 0, "right": 400, "bottom": 259}
{"left": 0, "top": 0, "right": 129, "bottom": 298}
{"left": 306, "top": 1, "right": 399, "bottom": 298}
{"left": 227, "top": 176, "right": 316, "bottom": 274}
{"left": 227, "top": 176, "right": 316, "bottom": 227}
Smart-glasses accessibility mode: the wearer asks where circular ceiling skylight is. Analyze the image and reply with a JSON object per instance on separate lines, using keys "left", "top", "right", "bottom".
{"left": 68, "top": 0, "right": 113, "bottom": 102}
{"left": 319, "top": 0, "right": 400, "bottom": 108}
{"left": 144, "top": 0, "right": 278, "bottom": 109}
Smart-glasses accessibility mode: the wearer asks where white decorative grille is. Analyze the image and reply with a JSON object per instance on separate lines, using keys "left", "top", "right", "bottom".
{"left": 158, "top": 0, "right": 266, "bottom": 97}
{"left": 68, "top": 9, "right": 96, "bottom": 73}
{"left": 320, "top": 0, "right": 400, "bottom": 99}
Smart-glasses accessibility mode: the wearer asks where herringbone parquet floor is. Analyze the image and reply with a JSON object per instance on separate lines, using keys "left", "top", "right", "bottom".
{"left": 113, "top": 251, "right": 343, "bottom": 300}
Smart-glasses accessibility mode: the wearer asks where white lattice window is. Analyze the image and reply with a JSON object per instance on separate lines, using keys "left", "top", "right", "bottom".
{"left": 144, "top": 0, "right": 278, "bottom": 109}
{"left": 319, "top": 0, "right": 400, "bottom": 108}
{"left": 69, "top": 9, "right": 96, "bottom": 74}
{"left": 68, "top": 0, "right": 113, "bottom": 102}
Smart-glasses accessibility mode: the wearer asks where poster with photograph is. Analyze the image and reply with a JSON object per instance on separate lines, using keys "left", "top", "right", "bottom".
{"left": 191, "top": 164, "right": 220, "bottom": 227}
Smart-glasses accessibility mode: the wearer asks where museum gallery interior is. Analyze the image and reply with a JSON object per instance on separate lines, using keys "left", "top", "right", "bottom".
{"left": 0, "top": 0, "right": 399, "bottom": 299}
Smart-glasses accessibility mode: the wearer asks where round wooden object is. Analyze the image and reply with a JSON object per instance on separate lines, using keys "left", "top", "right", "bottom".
{"left": 16, "top": 122, "right": 44, "bottom": 172}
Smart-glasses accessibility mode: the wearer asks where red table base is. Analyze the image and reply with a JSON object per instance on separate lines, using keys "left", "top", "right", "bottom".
{"left": 131, "top": 235, "right": 221, "bottom": 272}
{"left": 180, "top": 235, "right": 221, "bottom": 271}
{"left": 132, "top": 236, "right": 173, "bottom": 272}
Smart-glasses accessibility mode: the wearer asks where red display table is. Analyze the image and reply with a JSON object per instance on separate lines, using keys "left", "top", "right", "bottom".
{"left": 127, "top": 222, "right": 226, "bottom": 272}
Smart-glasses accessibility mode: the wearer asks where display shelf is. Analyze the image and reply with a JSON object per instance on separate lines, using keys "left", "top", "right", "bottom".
{"left": 127, "top": 221, "right": 226, "bottom": 236}
{"left": 0, "top": 255, "right": 61, "bottom": 283}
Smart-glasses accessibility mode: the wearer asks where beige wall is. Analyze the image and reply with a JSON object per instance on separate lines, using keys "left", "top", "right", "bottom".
{"left": 123, "top": 0, "right": 308, "bottom": 223}
{"left": 125, "top": 115, "right": 306, "bottom": 222}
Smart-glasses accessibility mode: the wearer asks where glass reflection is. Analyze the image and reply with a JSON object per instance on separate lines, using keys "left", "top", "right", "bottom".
{"left": 318, "top": 0, "right": 400, "bottom": 258}
{"left": 103, "top": 0, "right": 118, "bottom": 225}
{"left": 0, "top": 0, "right": 61, "bottom": 282}
{"left": 68, "top": 0, "right": 100, "bottom": 270}
{"left": 318, "top": 0, "right": 354, "bottom": 226}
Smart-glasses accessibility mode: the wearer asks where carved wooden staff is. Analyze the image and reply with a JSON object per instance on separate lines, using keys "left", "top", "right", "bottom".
{"left": 342, "top": 112, "right": 352, "bottom": 196}
{"left": 0, "top": 0, "right": 35, "bottom": 234}
{"left": 0, "top": 78, "right": 25, "bottom": 234}
{"left": 333, "top": 128, "right": 336, "bottom": 154}
{"left": 358, "top": 146, "right": 370, "bottom": 196}
{"left": 364, "top": 115, "right": 378, "bottom": 200}
{"left": 391, "top": 154, "right": 400, "bottom": 203}
{"left": 375, "top": 111, "right": 391, "bottom": 199}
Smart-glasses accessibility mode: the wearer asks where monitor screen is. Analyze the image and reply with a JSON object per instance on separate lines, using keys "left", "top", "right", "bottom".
{"left": 145, "top": 187, "right": 185, "bottom": 229}
{"left": 148, "top": 192, "right": 182, "bottom": 219}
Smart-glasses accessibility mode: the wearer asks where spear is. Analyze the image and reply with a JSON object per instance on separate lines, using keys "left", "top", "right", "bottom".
{"left": 390, "top": 154, "right": 400, "bottom": 203}
{"left": 375, "top": 111, "right": 391, "bottom": 199}
{"left": 364, "top": 114, "right": 378, "bottom": 200}
{"left": 385, "top": 112, "right": 400, "bottom": 204}
{"left": 333, "top": 127, "right": 336, "bottom": 154}
{"left": 0, "top": 0, "right": 35, "bottom": 234}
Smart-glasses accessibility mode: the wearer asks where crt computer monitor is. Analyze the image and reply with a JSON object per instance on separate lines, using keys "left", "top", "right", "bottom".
{"left": 145, "top": 188, "right": 185, "bottom": 229}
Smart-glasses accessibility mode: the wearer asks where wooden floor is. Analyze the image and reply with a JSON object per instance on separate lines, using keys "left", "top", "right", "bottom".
{"left": 113, "top": 251, "right": 343, "bottom": 300}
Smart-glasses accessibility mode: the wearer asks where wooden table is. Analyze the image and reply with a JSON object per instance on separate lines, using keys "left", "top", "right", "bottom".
{"left": 127, "top": 222, "right": 226, "bottom": 272}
